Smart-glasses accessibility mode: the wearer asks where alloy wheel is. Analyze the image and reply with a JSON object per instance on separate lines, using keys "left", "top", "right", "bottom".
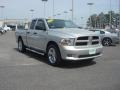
{"left": 48, "top": 47, "right": 57, "bottom": 64}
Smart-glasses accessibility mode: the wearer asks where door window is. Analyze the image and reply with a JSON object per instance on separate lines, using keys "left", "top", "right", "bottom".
{"left": 100, "top": 31, "right": 105, "bottom": 34}
{"left": 35, "top": 20, "right": 46, "bottom": 30}
{"left": 30, "top": 20, "right": 37, "bottom": 29}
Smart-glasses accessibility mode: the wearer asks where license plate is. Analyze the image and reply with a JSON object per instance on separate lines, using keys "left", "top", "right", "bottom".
{"left": 89, "top": 48, "right": 96, "bottom": 54}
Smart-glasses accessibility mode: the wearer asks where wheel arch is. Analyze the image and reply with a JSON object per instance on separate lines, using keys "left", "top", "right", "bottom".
{"left": 46, "top": 41, "right": 62, "bottom": 66}
{"left": 46, "top": 41, "right": 59, "bottom": 51}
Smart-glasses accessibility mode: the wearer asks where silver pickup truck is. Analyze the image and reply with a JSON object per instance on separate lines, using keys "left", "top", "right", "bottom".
{"left": 15, "top": 18, "right": 103, "bottom": 66}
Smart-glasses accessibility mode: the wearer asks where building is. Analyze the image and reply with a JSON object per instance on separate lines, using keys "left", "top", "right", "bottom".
{"left": 0, "top": 19, "right": 29, "bottom": 27}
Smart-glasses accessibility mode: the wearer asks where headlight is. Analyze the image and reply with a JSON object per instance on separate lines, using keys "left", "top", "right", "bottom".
{"left": 60, "top": 38, "right": 75, "bottom": 46}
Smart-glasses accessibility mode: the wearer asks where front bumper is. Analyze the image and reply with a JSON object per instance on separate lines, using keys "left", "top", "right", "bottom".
{"left": 59, "top": 45, "right": 103, "bottom": 60}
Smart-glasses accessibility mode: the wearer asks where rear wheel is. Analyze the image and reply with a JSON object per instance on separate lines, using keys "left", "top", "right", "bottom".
{"left": 47, "top": 44, "right": 61, "bottom": 66}
{"left": 18, "top": 39, "right": 26, "bottom": 52}
{"left": 102, "top": 38, "right": 112, "bottom": 46}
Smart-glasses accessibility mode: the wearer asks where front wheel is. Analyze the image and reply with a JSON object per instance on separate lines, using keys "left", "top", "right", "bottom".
{"left": 47, "top": 45, "right": 61, "bottom": 66}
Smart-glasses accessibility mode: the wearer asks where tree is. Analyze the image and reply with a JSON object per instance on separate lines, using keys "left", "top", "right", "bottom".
{"left": 87, "top": 11, "right": 119, "bottom": 29}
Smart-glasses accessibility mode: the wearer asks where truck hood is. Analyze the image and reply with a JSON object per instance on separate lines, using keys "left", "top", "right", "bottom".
{"left": 50, "top": 28, "right": 98, "bottom": 37}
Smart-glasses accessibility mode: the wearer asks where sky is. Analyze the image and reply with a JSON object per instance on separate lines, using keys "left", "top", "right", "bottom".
{"left": 0, "top": 0, "right": 119, "bottom": 26}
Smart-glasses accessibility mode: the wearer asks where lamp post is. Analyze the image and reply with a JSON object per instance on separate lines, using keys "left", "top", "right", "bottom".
{"left": 109, "top": 0, "right": 112, "bottom": 29}
{"left": 94, "top": 16, "right": 97, "bottom": 29}
{"left": 87, "top": 3, "right": 94, "bottom": 28}
{"left": 119, "top": 0, "right": 120, "bottom": 15}
{"left": 42, "top": 0, "right": 48, "bottom": 18}
{"left": 57, "top": 13, "right": 61, "bottom": 19}
{"left": 80, "top": 17, "right": 84, "bottom": 27}
{"left": 64, "top": 11, "right": 68, "bottom": 20}
{"left": 0, "top": 6, "right": 5, "bottom": 20}
{"left": 69, "top": 9, "right": 72, "bottom": 20}
{"left": 113, "top": 18, "right": 116, "bottom": 28}
{"left": 71, "top": 0, "right": 74, "bottom": 21}
{"left": 119, "top": 0, "right": 120, "bottom": 29}
{"left": 53, "top": 0, "right": 55, "bottom": 18}
{"left": 53, "top": 15, "right": 56, "bottom": 18}
{"left": 30, "top": 9, "right": 34, "bottom": 19}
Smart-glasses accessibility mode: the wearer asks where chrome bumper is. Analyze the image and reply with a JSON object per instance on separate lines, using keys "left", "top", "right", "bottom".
{"left": 59, "top": 45, "right": 103, "bottom": 60}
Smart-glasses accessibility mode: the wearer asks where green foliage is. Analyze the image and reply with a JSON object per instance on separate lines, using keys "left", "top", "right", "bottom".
{"left": 87, "top": 11, "right": 120, "bottom": 29}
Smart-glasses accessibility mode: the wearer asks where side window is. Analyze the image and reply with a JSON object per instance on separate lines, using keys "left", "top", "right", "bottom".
{"left": 100, "top": 31, "right": 105, "bottom": 34}
{"left": 30, "top": 20, "right": 36, "bottom": 29}
{"left": 35, "top": 20, "right": 46, "bottom": 30}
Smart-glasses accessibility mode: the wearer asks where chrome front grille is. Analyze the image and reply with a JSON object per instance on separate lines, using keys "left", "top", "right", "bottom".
{"left": 75, "top": 36, "right": 99, "bottom": 46}
{"left": 77, "top": 36, "right": 89, "bottom": 40}
{"left": 92, "top": 36, "right": 99, "bottom": 45}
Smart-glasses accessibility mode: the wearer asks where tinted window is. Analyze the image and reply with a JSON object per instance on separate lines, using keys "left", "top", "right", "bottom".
{"left": 30, "top": 20, "right": 36, "bottom": 29}
{"left": 35, "top": 20, "right": 46, "bottom": 30}
{"left": 46, "top": 19, "right": 78, "bottom": 29}
{"left": 100, "top": 31, "right": 105, "bottom": 34}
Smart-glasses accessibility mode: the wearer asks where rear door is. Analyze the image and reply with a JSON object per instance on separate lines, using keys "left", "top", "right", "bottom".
{"left": 26, "top": 19, "right": 37, "bottom": 47}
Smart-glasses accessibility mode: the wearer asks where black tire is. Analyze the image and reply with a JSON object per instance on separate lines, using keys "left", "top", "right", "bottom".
{"left": 102, "top": 38, "right": 112, "bottom": 46}
{"left": 47, "top": 44, "right": 61, "bottom": 66}
{"left": 18, "top": 39, "right": 26, "bottom": 52}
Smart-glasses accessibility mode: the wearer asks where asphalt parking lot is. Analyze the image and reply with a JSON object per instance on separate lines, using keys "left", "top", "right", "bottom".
{"left": 0, "top": 31, "right": 120, "bottom": 90}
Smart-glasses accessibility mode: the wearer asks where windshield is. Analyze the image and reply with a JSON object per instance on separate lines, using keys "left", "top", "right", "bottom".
{"left": 46, "top": 19, "right": 78, "bottom": 29}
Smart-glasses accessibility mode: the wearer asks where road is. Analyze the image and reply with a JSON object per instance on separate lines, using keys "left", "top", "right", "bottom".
{"left": 0, "top": 31, "right": 120, "bottom": 90}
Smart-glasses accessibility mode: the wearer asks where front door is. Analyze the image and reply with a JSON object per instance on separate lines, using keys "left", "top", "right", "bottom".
{"left": 32, "top": 19, "right": 48, "bottom": 51}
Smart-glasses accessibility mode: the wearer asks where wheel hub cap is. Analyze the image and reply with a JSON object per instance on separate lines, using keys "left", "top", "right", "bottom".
{"left": 104, "top": 39, "right": 111, "bottom": 46}
{"left": 48, "top": 48, "right": 56, "bottom": 64}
